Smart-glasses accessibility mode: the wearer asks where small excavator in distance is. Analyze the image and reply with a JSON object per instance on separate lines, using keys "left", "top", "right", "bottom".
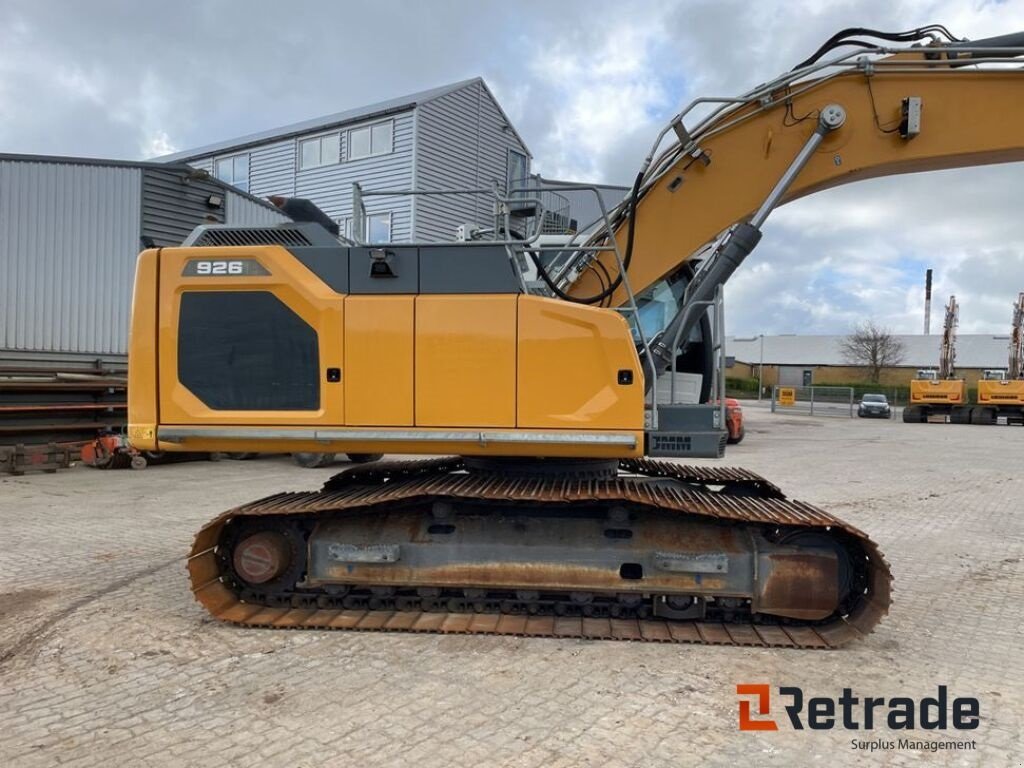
{"left": 903, "top": 296, "right": 969, "bottom": 423}
{"left": 129, "top": 27, "right": 1024, "bottom": 648}
{"left": 973, "top": 292, "right": 1024, "bottom": 425}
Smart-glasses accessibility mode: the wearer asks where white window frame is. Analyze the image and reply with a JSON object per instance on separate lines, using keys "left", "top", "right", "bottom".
{"left": 298, "top": 132, "right": 341, "bottom": 170}
{"left": 506, "top": 148, "right": 529, "bottom": 193}
{"left": 214, "top": 153, "right": 250, "bottom": 193}
{"left": 347, "top": 118, "right": 394, "bottom": 161}
{"left": 365, "top": 212, "right": 392, "bottom": 244}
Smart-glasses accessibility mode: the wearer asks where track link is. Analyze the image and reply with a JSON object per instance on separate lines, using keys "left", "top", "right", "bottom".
{"left": 188, "top": 458, "right": 892, "bottom": 648}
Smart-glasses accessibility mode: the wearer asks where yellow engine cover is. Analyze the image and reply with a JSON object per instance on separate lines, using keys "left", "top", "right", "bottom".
{"left": 128, "top": 244, "right": 644, "bottom": 459}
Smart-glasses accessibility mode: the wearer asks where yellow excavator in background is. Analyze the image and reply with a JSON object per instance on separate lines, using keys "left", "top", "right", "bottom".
{"left": 973, "top": 292, "right": 1024, "bottom": 425}
{"left": 129, "top": 26, "right": 1024, "bottom": 648}
{"left": 903, "top": 295, "right": 968, "bottom": 423}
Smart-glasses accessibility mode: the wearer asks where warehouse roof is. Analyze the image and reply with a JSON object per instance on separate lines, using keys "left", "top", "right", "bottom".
{"left": 156, "top": 77, "right": 528, "bottom": 163}
{"left": 727, "top": 334, "right": 1012, "bottom": 369}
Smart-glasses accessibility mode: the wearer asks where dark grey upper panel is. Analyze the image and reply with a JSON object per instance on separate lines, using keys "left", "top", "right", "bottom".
{"left": 289, "top": 247, "right": 350, "bottom": 293}
{"left": 419, "top": 246, "right": 522, "bottom": 294}
{"left": 290, "top": 243, "right": 523, "bottom": 295}
{"left": 177, "top": 223, "right": 525, "bottom": 295}
{"left": 349, "top": 247, "right": 420, "bottom": 295}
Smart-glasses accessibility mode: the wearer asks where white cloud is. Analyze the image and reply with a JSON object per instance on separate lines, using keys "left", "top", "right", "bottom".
{"left": 2, "top": 0, "right": 1024, "bottom": 335}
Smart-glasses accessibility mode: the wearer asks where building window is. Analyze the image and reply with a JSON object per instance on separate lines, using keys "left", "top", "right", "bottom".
{"left": 214, "top": 154, "right": 249, "bottom": 193}
{"left": 348, "top": 120, "right": 393, "bottom": 161}
{"left": 299, "top": 133, "right": 340, "bottom": 170}
{"left": 343, "top": 212, "right": 392, "bottom": 242}
{"left": 507, "top": 149, "right": 528, "bottom": 193}
{"left": 366, "top": 212, "right": 392, "bottom": 244}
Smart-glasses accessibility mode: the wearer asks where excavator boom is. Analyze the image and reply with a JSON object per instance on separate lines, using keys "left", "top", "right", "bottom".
{"left": 565, "top": 33, "right": 1024, "bottom": 310}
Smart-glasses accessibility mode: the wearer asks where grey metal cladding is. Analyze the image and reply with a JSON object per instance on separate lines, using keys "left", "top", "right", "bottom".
{"left": 414, "top": 83, "right": 487, "bottom": 241}
{"left": 287, "top": 247, "right": 350, "bottom": 294}
{"left": 0, "top": 159, "right": 142, "bottom": 355}
{"left": 414, "top": 80, "right": 531, "bottom": 241}
{"left": 349, "top": 247, "right": 419, "bottom": 294}
{"left": 225, "top": 190, "right": 290, "bottom": 227}
{"left": 249, "top": 140, "right": 296, "bottom": 198}
{"left": 142, "top": 167, "right": 227, "bottom": 246}
{"left": 419, "top": 246, "right": 521, "bottom": 294}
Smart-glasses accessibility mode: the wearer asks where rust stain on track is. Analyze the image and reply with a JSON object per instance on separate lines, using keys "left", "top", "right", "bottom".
{"left": 188, "top": 458, "right": 893, "bottom": 649}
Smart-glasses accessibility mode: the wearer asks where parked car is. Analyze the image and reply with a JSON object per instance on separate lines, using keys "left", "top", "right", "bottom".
{"left": 857, "top": 393, "right": 891, "bottom": 418}
{"left": 724, "top": 398, "right": 745, "bottom": 444}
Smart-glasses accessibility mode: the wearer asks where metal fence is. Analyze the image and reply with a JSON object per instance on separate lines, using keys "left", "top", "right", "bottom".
{"left": 770, "top": 385, "right": 855, "bottom": 418}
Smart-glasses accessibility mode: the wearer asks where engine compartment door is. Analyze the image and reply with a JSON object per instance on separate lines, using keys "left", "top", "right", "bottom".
{"left": 157, "top": 246, "right": 344, "bottom": 427}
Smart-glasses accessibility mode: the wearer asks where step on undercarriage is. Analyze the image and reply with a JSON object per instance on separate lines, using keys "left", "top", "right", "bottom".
{"left": 189, "top": 458, "right": 892, "bottom": 648}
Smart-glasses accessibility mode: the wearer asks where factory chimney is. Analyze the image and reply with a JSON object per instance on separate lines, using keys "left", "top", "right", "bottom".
{"left": 924, "top": 269, "right": 933, "bottom": 335}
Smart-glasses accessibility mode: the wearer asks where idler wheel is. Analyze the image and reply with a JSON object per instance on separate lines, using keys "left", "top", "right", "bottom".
{"left": 232, "top": 532, "right": 291, "bottom": 585}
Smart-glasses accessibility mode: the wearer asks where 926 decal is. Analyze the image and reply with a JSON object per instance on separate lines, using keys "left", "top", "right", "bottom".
{"left": 182, "top": 259, "right": 270, "bottom": 277}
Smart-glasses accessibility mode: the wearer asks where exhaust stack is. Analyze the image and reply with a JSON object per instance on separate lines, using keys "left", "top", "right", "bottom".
{"left": 924, "top": 268, "right": 933, "bottom": 335}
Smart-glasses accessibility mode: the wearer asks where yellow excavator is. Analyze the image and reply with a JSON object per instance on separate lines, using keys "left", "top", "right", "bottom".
{"left": 129, "top": 26, "right": 1024, "bottom": 648}
{"left": 903, "top": 295, "right": 968, "bottom": 423}
{"left": 973, "top": 292, "right": 1024, "bottom": 425}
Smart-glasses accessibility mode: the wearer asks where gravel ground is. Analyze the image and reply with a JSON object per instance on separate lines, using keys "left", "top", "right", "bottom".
{"left": 1, "top": 402, "right": 1021, "bottom": 767}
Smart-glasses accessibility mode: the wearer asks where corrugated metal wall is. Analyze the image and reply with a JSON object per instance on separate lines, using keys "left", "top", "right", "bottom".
{"left": 141, "top": 167, "right": 227, "bottom": 246}
{"left": 415, "top": 81, "right": 530, "bottom": 241}
{"left": 0, "top": 160, "right": 142, "bottom": 355}
{"left": 143, "top": 167, "right": 287, "bottom": 245}
{"left": 249, "top": 140, "right": 296, "bottom": 198}
{"left": 1, "top": 158, "right": 290, "bottom": 356}
{"left": 225, "top": 191, "right": 290, "bottom": 226}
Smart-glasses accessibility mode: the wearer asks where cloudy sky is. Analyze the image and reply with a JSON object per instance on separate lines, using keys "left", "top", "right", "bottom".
{"left": 3, "top": 0, "right": 1023, "bottom": 336}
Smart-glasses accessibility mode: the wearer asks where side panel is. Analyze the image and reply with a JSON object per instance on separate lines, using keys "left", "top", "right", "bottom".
{"left": 415, "top": 295, "right": 517, "bottom": 427}
{"left": 158, "top": 245, "right": 345, "bottom": 426}
{"left": 345, "top": 296, "right": 415, "bottom": 426}
{"left": 517, "top": 296, "right": 643, "bottom": 430}
{"left": 127, "top": 249, "right": 160, "bottom": 449}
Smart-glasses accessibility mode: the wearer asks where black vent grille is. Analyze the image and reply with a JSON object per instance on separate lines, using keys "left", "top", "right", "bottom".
{"left": 192, "top": 227, "right": 314, "bottom": 248}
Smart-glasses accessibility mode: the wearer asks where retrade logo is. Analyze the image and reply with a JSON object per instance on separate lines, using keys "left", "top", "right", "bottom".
{"left": 736, "top": 684, "right": 980, "bottom": 732}
{"left": 737, "top": 684, "right": 779, "bottom": 731}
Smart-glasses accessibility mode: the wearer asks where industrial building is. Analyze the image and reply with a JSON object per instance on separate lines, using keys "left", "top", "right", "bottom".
{"left": 157, "top": 78, "right": 535, "bottom": 242}
{"left": 728, "top": 333, "right": 1012, "bottom": 387}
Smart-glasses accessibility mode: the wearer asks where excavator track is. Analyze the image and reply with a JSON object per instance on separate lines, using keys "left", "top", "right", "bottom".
{"left": 188, "top": 458, "right": 892, "bottom": 648}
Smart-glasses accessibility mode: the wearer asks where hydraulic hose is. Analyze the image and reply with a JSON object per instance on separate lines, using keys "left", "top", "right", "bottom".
{"left": 529, "top": 169, "right": 644, "bottom": 305}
